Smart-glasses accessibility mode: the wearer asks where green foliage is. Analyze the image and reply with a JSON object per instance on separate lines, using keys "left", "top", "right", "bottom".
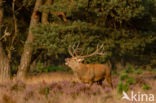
{"left": 10, "top": 83, "right": 26, "bottom": 91}
{"left": 142, "top": 84, "right": 152, "bottom": 90}
{"left": 11, "top": 65, "right": 18, "bottom": 76}
{"left": 122, "top": 65, "right": 135, "bottom": 74}
{"left": 32, "top": 63, "right": 68, "bottom": 73}
{"left": 122, "top": 66, "right": 143, "bottom": 75}
{"left": 117, "top": 82, "right": 129, "bottom": 94}
{"left": 33, "top": 62, "right": 44, "bottom": 73}
{"left": 11, "top": 84, "right": 18, "bottom": 91}
{"left": 148, "top": 68, "right": 156, "bottom": 73}
{"left": 1, "top": 0, "right": 155, "bottom": 74}
{"left": 118, "top": 67, "right": 137, "bottom": 93}
{"left": 23, "top": 0, "right": 36, "bottom": 8}
{"left": 42, "top": 65, "right": 66, "bottom": 72}
{"left": 135, "top": 69, "right": 143, "bottom": 75}
{"left": 39, "top": 86, "right": 50, "bottom": 98}
{"left": 120, "top": 73, "right": 129, "bottom": 80}
{"left": 32, "top": 0, "right": 156, "bottom": 65}
{"left": 112, "top": 69, "right": 118, "bottom": 75}
{"left": 126, "top": 77, "right": 136, "bottom": 85}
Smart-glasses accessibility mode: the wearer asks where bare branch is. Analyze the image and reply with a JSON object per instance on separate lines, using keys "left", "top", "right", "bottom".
{"left": 0, "top": 28, "right": 11, "bottom": 41}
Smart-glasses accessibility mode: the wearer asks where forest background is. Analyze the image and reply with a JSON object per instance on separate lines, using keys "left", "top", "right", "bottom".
{"left": 0, "top": 0, "right": 155, "bottom": 82}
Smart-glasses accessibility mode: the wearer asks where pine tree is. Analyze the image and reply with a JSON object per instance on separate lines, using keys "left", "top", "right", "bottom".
{"left": 32, "top": 0, "right": 155, "bottom": 65}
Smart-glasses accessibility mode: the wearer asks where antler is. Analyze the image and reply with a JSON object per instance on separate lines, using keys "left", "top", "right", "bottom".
{"left": 68, "top": 44, "right": 105, "bottom": 58}
{"left": 68, "top": 43, "right": 80, "bottom": 57}
{"left": 79, "top": 44, "right": 105, "bottom": 58}
{"left": 68, "top": 47, "right": 74, "bottom": 57}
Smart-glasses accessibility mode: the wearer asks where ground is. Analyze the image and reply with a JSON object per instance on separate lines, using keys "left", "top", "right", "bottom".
{"left": 0, "top": 70, "right": 156, "bottom": 103}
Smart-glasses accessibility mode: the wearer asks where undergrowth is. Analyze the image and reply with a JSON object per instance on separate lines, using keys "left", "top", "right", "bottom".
{"left": 117, "top": 65, "right": 151, "bottom": 94}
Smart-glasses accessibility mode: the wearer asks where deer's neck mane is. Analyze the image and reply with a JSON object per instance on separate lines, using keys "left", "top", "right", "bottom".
{"left": 71, "top": 62, "right": 83, "bottom": 72}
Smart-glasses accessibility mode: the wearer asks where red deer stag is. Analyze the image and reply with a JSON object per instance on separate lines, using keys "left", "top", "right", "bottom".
{"left": 65, "top": 44, "right": 113, "bottom": 88}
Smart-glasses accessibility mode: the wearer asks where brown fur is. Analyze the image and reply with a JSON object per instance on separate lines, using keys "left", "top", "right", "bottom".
{"left": 65, "top": 58, "right": 113, "bottom": 88}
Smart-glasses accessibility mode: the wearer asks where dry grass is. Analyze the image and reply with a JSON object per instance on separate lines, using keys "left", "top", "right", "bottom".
{"left": 0, "top": 71, "right": 155, "bottom": 103}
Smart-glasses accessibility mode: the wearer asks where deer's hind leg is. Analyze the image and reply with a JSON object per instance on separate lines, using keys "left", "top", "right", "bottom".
{"left": 106, "top": 76, "right": 113, "bottom": 89}
{"left": 96, "top": 78, "right": 104, "bottom": 85}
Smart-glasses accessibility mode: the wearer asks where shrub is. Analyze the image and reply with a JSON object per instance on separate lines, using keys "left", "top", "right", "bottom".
{"left": 142, "top": 84, "right": 152, "bottom": 90}
{"left": 112, "top": 69, "right": 118, "bottom": 75}
{"left": 39, "top": 86, "right": 50, "bottom": 98}
{"left": 135, "top": 69, "right": 143, "bottom": 75}
{"left": 122, "top": 65, "right": 135, "bottom": 74}
{"left": 11, "top": 82, "right": 26, "bottom": 91}
{"left": 43, "top": 65, "right": 66, "bottom": 72}
{"left": 126, "top": 77, "right": 136, "bottom": 85}
{"left": 32, "top": 64, "right": 68, "bottom": 73}
{"left": 120, "top": 73, "right": 129, "bottom": 80}
{"left": 149, "top": 68, "right": 156, "bottom": 73}
{"left": 117, "top": 81, "right": 129, "bottom": 94}
{"left": 32, "top": 62, "right": 44, "bottom": 73}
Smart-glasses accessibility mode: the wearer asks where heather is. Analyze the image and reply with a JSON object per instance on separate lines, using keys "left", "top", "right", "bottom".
{"left": 0, "top": 70, "right": 156, "bottom": 103}
{"left": 0, "top": 0, "right": 156, "bottom": 102}
{"left": 0, "top": 81, "right": 113, "bottom": 103}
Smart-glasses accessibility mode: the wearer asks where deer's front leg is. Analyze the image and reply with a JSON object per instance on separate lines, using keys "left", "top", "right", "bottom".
{"left": 73, "top": 73, "right": 81, "bottom": 83}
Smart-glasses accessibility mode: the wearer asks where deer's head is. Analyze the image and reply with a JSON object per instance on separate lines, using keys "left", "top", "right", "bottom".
{"left": 65, "top": 44, "right": 84, "bottom": 68}
{"left": 65, "top": 44, "right": 105, "bottom": 68}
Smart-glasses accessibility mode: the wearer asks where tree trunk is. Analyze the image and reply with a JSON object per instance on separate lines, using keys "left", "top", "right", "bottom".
{"left": 41, "top": 0, "right": 52, "bottom": 24}
{"left": 0, "top": 0, "right": 10, "bottom": 83}
{"left": 0, "top": 43, "right": 10, "bottom": 83}
{"left": 17, "top": 0, "right": 43, "bottom": 79}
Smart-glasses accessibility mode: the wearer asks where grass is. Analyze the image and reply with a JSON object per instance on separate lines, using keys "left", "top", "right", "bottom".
{"left": 39, "top": 86, "right": 50, "bottom": 98}
{"left": 10, "top": 82, "right": 26, "bottom": 91}
{"left": 118, "top": 66, "right": 155, "bottom": 94}
{"left": 149, "top": 68, "right": 156, "bottom": 73}
{"left": 119, "top": 73, "right": 129, "bottom": 80}
{"left": 1, "top": 67, "right": 156, "bottom": 103}
{"left": 0, "top": 81, "right": 109, "bottom": 103}
{"left": 112, "top": 69, "right": 118, "bottom": 75}
{"left": 117, "top": 82, "right": 129, "bottom": 94}
{"left": 122, "top": 65, "right": 134, "bottom": 74}
{"left": 118, "top": 66, "right": 137, "bottom": 94}
{"left": 142, "top": 84, "right": 152, "bottom": 90}
{"left": 126, "top": 77, "right": 136, "bottom": 85}
{"left": 135, "top": 69, "right": 143, "bottom": 75}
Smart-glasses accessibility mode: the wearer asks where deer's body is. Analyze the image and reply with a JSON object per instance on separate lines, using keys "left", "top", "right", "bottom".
{"left": 65, "top": 44, "right": 113, "bottom": 88}
{"left": 66, "top": 59, "right": 112, "bottom": 86}
{"left": 78, "top": 64, "right": 109, "bottom": 83}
